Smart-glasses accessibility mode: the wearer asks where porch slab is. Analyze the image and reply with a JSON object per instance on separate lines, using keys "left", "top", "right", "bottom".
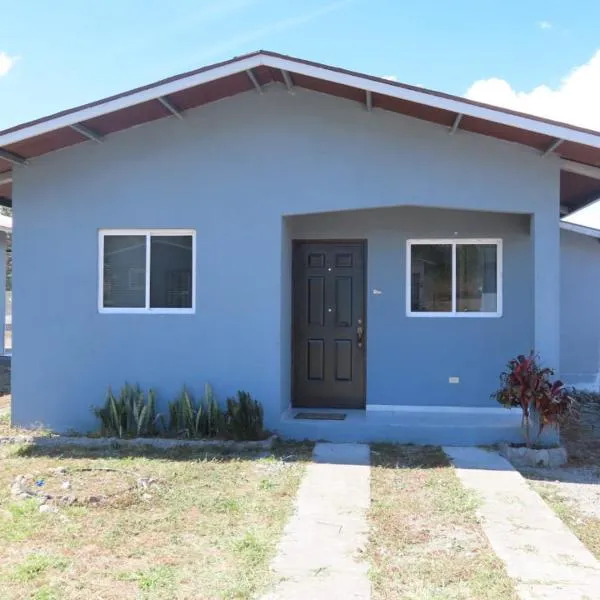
{"left": 276, "top": 407, "right": 539, "bottom": 446}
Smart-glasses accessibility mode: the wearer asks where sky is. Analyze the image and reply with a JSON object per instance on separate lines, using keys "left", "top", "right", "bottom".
{"left": 1, "top": 0, "right": 600, "bottom": 224}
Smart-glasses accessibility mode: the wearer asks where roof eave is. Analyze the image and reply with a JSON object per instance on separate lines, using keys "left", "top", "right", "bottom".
{"left": 3, "top": 51, "right": 600, "bottom": 152}
{"left": 560, "top": 220, "right": 600, "bottom": 239}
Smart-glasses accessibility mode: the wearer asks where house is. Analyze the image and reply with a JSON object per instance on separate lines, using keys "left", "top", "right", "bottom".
{"left": 2, "top": 50, "right": 600, "bottom": 444}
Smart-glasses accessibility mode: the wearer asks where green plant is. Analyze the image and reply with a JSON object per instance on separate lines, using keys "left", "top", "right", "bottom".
{"left": 491, "top": 352, "right": 576, "bottom": 447}
{"left": 226, "top": 391, "right": 264, "bottom": 441}
{"left": 93, "top": 383, "right": 159, "bottom": 438}
{"left": 168, "top": 383, "right": 224, "bottom": 438}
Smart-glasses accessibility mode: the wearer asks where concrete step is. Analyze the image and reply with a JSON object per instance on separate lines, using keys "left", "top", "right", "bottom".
{"left": 275, "top": 407, "right": 551, "bottom": 446}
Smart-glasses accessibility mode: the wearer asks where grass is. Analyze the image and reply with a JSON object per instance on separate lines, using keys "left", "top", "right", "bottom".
{"left": 367, "top": 444, "right": 517, "bottom": 600}
{"left": 530, "top": 482, "right": 600, "bottom": 560}
{"left": 0, "top": 440, "right": 312, "bottom": 599}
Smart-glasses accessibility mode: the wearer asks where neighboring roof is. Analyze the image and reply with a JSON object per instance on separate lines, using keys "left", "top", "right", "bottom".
{"left": 0, "top": 215, "right": 12, "bottom": 233}
{"left": 1, "top": 50, "right": 600, "bottom": 212}
{"left": 560, "top": 220, "right": 600, "bottom": 239}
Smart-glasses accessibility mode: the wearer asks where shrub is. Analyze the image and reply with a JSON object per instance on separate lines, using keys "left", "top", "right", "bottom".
{"left": 491, "top": 352, "right": 576, "bottom": 447}
{"left": 93, "top": 383, "right": 159, "bottom": 438}
{"left": 226, "top": 391, "right": 264, "bottom": 441}
{"left": 94, "top": 383, "right": 266, "bottom": 441}
{"left": 168, "top": 383, "right": 224, "bottom": 438}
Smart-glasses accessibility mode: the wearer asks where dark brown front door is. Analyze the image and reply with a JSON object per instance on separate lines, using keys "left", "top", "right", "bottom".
{"left": 292, "top": 241, "right": 366, "bottom": 409}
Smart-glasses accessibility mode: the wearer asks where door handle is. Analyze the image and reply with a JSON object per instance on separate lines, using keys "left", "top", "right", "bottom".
{"left": 356, "top": 318, "right": 364, "bottom": 349}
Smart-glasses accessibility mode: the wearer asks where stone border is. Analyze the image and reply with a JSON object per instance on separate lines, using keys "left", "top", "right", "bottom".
{"left": 0, "top": 434, "right": 277, "bottom": 451}
{"left": 499, "top": 442, "right": 567, "bottom": 467}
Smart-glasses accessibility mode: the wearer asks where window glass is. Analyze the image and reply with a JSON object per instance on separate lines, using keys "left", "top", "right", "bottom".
{"left": 103, "top": 235, "right": 146, "bottom": 308}
{"left": 149, "top": 235, "right": 193, "bottom": 309}
{"left": 410, "top": 244, "right": 452, "bottom": 312}
{"left": 456, "top": 244, "right": 498, "bottom": 313}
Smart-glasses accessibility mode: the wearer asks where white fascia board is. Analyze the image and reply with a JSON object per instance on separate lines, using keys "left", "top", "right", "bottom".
{"left": 3, "top": 52, "right": 600, "bottom": 152}
{"left": 560, "top": 221, "right": 600, "bottom": 239}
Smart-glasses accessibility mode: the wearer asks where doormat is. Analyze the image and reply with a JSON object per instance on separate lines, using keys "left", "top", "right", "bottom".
{"left": 294, "top": 412, "right": 346, "bottom": 421}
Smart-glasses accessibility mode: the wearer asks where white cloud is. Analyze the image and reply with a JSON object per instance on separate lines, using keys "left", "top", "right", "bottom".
{"left": 0, "top": 52, "right": 16, "bottom": 77}
{"left": 538, "top": 20, "right": 552, "bottom": 30}
{"left": 465, "top": 50, "right": 600, "bottom": 131}
{"left": 382, "top": 75, "right": 398, "bottom": 81}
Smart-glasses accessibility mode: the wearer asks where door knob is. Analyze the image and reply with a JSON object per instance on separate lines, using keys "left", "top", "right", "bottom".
{"left": 356, "top": 318, "right": 364, "bottom": 349}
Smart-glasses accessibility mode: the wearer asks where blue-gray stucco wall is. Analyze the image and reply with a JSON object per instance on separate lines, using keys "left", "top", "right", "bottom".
{"left": 560, "top": 228, "right": 600, "bottom": 389}
{"left": 10, "top": 85, "right": 560, "bottom": 432}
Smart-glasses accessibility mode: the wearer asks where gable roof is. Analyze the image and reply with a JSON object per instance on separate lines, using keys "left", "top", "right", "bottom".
{"left": 2, "top": 50, "right": 600, "bottom": 212}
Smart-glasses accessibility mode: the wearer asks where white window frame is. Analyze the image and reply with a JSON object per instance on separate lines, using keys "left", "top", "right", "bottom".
{"left": 98, "top": 229, "right": 196, "bottom": 314}
{"left": 406, "top": 238, "right": 503, "bottom": 318}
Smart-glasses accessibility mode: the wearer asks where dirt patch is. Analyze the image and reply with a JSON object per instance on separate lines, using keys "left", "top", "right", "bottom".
{"left": 10, "top": 467, "right": 152, "bottom": 508}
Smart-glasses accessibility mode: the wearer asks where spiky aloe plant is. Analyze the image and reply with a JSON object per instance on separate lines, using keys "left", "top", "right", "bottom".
{"left": 226, "top": 391, "right": 264, "bottom": 441}
{"left": 202, "top": 383, "right": 224, "bottom": 438}
{"left": 168, "top": 384, "right": 225, "bottom": 438}
{"left": 169, "top": 386, "right": 196, "bottom": 437}
{"left": 94, "top": 386, "right": 125, "bottom": 437}
{"left": 93, "top": 384, "right": 159, "bottom": 438}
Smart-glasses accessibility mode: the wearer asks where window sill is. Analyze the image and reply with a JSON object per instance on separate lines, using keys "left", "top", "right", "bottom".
{"left": 406, "top": 311, "right": 502, "bottom": 318}
{"left": 99, "top": 308, "right": 195, "bottom": 315}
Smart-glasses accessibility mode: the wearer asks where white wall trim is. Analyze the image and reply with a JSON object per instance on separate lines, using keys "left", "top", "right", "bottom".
{"left": 367, "top": 404, "right": 520, "bottom": 415}
{"left": 406, "top": 238, "right": 503, "bottom": 318}
{"left": 4, "top": 52, "right": 600, "bottom": 152}
{"left": 98, "top": 228, "right": 196, "bottom": 314}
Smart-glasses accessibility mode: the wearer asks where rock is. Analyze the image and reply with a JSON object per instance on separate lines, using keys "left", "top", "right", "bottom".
{"left": 535, "top": 449, "right": 550, "bottom": 466}
{"left": 137, "top": 477, "right": 158, "bottom": 489}
{"left": 142, "top": 493, "right": 152, "bottom": 501}
{"left": 39, "top": 504, "right": 57, "bottom": 514}
{"left": 499, "top": 442, "right": 568, "bottom": 468}
{"left": 10, "top": 481, "right": 26, "bottom": 497}
{"left": 60, "top": 495, "right": 77, "bottom": 506}
{"left": 87, "top": 495, "right": 103, "bottom": 505}
{"left": 61, "top": 481, "right": 71, "bottom": 490}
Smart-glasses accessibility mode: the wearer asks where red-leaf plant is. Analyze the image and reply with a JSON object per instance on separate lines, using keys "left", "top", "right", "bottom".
{"left": 491, "top": 352, "right": 575, "bottom": 447}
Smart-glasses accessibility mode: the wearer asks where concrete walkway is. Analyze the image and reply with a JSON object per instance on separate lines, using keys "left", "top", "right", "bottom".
{"left": 445, "top": 446, "right": 600, "bottom": 600}
{"left": 263, "top": 443, "right": 371, "bottom": 600}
